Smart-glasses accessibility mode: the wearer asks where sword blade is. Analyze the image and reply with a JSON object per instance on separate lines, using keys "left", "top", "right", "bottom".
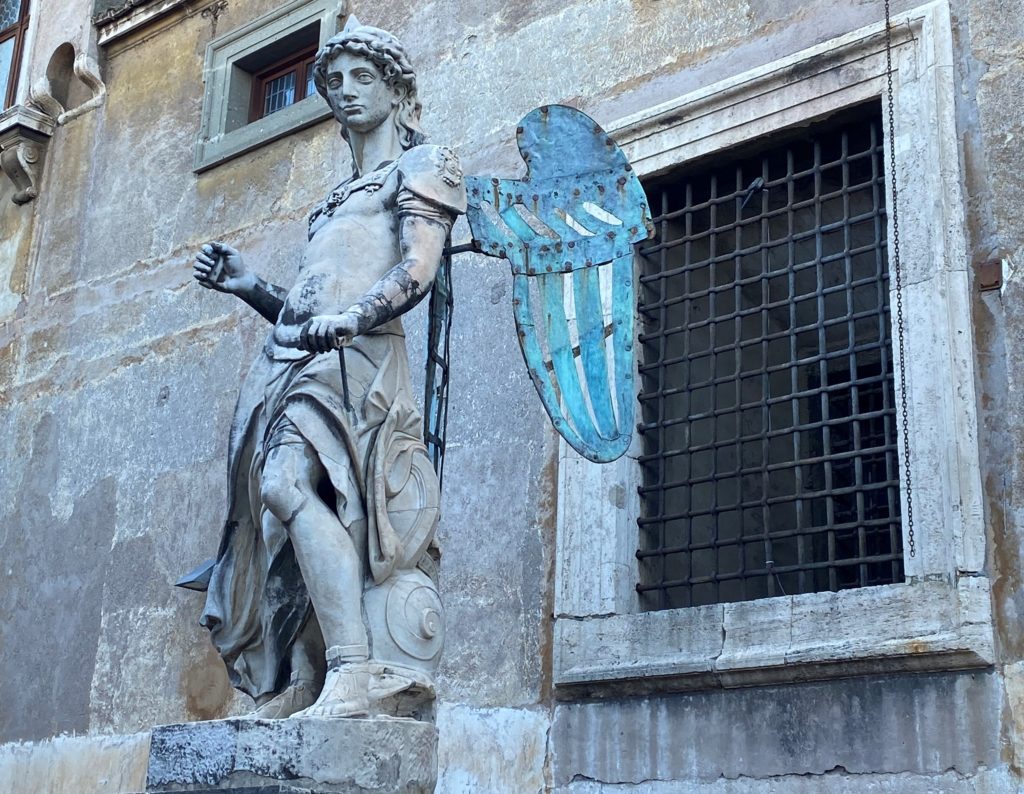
{"left": 338, "top": 346, "right": 354, "bottom": 413}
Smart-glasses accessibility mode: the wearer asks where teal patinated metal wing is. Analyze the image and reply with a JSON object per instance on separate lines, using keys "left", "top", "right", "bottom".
{"left": 462, "top": 104, "right": 654, "bottom": 463}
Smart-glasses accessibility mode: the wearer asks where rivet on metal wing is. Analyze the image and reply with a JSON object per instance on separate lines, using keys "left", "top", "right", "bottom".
{"left": 462, "top": 105, "right": 653, "bottom": 463}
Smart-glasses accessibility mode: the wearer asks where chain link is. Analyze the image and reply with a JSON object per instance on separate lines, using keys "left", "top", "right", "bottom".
{"left": 884, "top": 0, "right": 915, "bottom": 558}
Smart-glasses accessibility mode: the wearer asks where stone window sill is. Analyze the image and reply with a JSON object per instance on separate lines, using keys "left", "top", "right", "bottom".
{"left": 555, "top": 577, "right": 993, "bottom": 693}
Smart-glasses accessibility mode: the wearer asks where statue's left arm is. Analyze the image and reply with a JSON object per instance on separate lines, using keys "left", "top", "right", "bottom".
{"left": 347, "top": 213, "right": 447, "bottom": 332}
{"left": 300, "top": 146, "right": 467, "bottom": 352}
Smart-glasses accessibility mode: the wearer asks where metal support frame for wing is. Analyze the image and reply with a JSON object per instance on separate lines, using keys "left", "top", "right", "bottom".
{"left": 423, "top": 244, "right": 455, "bottom": 484}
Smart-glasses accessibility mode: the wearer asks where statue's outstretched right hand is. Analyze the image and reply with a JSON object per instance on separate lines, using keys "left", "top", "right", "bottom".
{"left": 194, "top": 242, "right": 249, "bottom": 294}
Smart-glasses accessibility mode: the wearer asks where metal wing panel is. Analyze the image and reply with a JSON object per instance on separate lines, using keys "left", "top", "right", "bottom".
{"left": 464, "top": 104, "right": 653, "bottom": 463}
{"left": 610, "top": 253, "right": 636, "bottom": 444}
{"left": 536, "top": 271, "right": 603, "bottom": 453}
{"left": 466, "top": 167, "right": 648, "bottom": 275}
{"left": 571, "top": 265, "right": 617, "bottom": 439}
{"left": 510, "top": 274, "right": 589, "bottom": 455}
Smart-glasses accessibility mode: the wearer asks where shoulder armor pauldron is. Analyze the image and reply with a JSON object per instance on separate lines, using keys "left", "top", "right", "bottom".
{"left": 397, "top": 145, "right": 468, "bottom": 216}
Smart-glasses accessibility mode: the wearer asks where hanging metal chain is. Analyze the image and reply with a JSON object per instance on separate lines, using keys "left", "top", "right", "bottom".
{"left": 884, "top": 0, "right": 915, "bottom": 558}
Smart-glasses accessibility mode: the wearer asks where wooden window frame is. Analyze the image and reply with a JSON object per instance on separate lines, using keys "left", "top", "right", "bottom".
{"left": 1, "top": 0, "right": 29, "bottom": 110}
{"left": 248, "top": 46, "right": 318, "bottom": 123}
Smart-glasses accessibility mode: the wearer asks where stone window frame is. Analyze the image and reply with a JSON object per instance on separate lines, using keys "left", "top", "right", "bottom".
{"left": 193, "top": 0, "right": 343, "bottom": 172}
{"left": 553, "top": 0, "right": 995, "bottom": 694}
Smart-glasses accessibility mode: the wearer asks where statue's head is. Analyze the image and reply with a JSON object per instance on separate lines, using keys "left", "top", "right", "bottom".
{"left": 312, "top": 26, "right": 426, "bottom": 150}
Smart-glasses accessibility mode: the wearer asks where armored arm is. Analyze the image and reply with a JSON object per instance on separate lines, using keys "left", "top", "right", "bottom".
{"left": 235, "top": 275, "right": 289, "bottom": 324}
{"left": 348, "top": 145, "right": 466, "bottom": 333}
{"left": 343, "top": 214, "right": 448, "bottom": 335}
{"left": 194, "top": 242, "right": 289, "bottom": 324}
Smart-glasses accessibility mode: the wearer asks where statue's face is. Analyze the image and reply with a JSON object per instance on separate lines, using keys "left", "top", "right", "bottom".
{"left": 325, "top": 51, "right": 402, "bottom": 134}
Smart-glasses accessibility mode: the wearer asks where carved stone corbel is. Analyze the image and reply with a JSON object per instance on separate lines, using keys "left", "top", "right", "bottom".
{"left": 0, "top": 106, "right": 56, "bottom": 205}
{"left": 60, "top": 54, "right": 108, "bottom": 124}
{"left": 28, "top": 50, "right": 108, "bottom": 125}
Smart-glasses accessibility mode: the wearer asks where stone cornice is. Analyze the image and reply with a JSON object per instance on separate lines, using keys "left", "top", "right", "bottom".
{"left": 94, "top": 0, "right": 190, "bottom": 46}
{"left": 0, "top": 105, "right": 56, "bottom": 139}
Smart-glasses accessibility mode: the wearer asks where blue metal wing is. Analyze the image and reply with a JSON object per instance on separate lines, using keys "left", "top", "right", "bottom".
{"left": 463, "top": 105, "right": 654, "bottom": 463}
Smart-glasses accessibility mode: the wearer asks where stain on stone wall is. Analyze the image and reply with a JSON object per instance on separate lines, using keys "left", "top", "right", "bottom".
{"left": 552, "top": 671, "right": 1002, "bottom": 786}
{"left": 0, "top": 415, "right": 115, "bottom": 742}
{"left": 953, "top": 0, "right": 1024, "bottom": 775}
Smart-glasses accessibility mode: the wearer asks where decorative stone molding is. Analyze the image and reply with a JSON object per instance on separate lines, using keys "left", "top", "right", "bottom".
{"left": 30, "top": 51, "right": 107, "bottom": 125}
{"left": 0, "top": 106, "right": 55, "bottom": 205}
{"left": 95, "top": 0, "right": 349, "bottom": 49}
{"left": 93, "top": 0, "right": 189, "bottom": 46}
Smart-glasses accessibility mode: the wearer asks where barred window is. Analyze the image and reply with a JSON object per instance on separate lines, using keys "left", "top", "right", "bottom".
{"left": 0, "top": 0, "right": 29, "bottom": 110}
{"left": 194, "top": 0, "right": 340, "bottom": 172}
{"left": 636, "top": 104, "right": 904, "bottom": 611}
{"left": 249, "top": 45, "right": 318, "bottom": 123}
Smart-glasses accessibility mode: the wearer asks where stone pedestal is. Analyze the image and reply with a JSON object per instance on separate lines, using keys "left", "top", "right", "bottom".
{"left": 146, "top": 717, "right": 437, "bottom": 793}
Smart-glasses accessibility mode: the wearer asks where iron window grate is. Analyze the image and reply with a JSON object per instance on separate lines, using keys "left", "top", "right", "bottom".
{"left": 264, "top": 71, "right": 298, "bottom": 116}
{"left": 636, "top": 104, "right": 904, "bottom": 611}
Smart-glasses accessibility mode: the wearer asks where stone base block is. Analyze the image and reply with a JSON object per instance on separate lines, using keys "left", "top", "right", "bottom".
{"left": 152, "top": 789, "right": 299, "bottom": 794}
{"left": 146, "top": 717, "right": 437, "bottom": 793}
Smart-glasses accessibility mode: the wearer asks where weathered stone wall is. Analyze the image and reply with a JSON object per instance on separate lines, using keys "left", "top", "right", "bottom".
{"left": 958, "top": 0, "right": 1024, "bottom": 783}
{"left": 0, "top": 0, "right": 1021, "bottom": 791}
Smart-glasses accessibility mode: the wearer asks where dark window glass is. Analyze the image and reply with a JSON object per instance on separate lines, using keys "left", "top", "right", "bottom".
{"left": 1, "top": 0, "right": 28, "bottom": 110}
{"left": 0, "top": 0, "right": 20, "bottom": 30}
{"left": 636, "top": 104, "right": 904, "bottom": 610}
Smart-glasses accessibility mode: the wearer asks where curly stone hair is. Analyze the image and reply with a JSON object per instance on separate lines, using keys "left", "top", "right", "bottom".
{"left": 312, "top": 26, "right": 427, "bottom": 150}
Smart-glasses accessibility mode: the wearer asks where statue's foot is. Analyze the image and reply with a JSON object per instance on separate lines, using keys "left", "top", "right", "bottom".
{"left": 249, "top": 674, "right": 319, "bottom": 719}
{"left": 290, "top": 663, "right": 370, "bottom": 719}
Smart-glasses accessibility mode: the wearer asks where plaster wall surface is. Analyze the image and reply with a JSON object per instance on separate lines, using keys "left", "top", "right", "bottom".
{"left": 0, "top": 0, "right": 1021, "bottom": 791}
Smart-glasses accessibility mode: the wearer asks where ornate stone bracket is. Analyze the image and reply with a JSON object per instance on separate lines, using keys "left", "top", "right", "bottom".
{"left": 0, "top": 106, "right": 56, "bottom": 205}
{"left": 29, "top": 52, "right": 108, "bottom": 125}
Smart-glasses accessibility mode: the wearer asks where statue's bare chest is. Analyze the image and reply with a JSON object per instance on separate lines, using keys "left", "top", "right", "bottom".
{"left": 307, "top": 163, "right": 401, "bottom": 241}
{"left": 278, "top": 165, "right": 403, "bottom": 327}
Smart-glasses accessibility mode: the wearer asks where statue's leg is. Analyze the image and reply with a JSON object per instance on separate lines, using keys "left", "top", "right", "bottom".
{"left": 260, "top": 440, "right": 371, "bottom": 717}
{"left": 248, "top": 516, "right": 328, "bottom": 719}
{"left": 291, "top": 609, "right": 327, "bottom": 686}
{"left": 260, "top": 442, "right": 368, "bottom": 658}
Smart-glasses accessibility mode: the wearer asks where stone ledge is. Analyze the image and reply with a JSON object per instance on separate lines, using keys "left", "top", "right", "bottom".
{"left": 156, "top": 788, "right": 304, "bottom": 794}
{"left": 146, "top": 717, "right": 437, "bottom": 793}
